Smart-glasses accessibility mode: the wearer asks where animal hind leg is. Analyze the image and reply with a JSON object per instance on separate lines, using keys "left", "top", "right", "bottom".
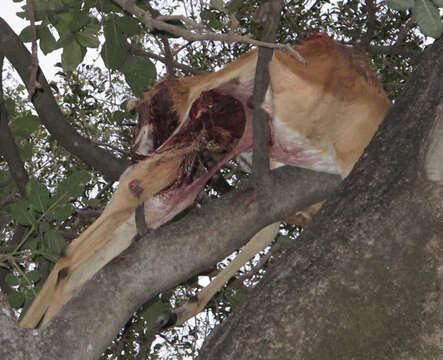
{"left": 157, "top": 222, "right": 280, "bottom": 329}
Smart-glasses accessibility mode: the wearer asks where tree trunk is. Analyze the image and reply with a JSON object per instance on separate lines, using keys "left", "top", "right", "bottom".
{"left": 197, "top": 37, "right": 443, "bottom": 360}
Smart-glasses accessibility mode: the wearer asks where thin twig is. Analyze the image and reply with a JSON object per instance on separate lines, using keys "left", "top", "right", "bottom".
{"left": 362, "top": 0, "right": 377, "bottom": 47}
{"left": 26, "top": 0, "right": 41, "bottom": 99}
{"left": 160, "top": 34, "right": 175, "bottom": 77}
{"left": 395, "top": 17, "right": 415, "bottom": 47}
{"left": 366, "top": 44, "right": 419, "bottom": 60}
{"left": 112, "top": 0, "right": 300, "bottom": 53}
{"left": 156, "top": 15, "right": 206, "bottom": 31}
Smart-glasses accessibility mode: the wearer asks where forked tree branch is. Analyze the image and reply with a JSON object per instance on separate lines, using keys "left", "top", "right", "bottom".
{"left": 112, "top": 0, "right": 302, "bottom": 59}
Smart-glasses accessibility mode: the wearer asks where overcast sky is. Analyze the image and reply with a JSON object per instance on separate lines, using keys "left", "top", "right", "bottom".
{"left": 2, "top": 0, "right": 104, "bottom": 81}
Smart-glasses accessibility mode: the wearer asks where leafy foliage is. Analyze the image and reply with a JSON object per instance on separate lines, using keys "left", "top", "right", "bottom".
{"left": 387, "top": 0, "right": 443, "bottom": 38}
{"left": 1, "top": 0, "right": 428, "bottom": 358}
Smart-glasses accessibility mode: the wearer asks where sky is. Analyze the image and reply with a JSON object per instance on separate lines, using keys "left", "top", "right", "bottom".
{"left": 2, "top": 0, "right": 104, "bottom": 81}
{"left": 3, "top": 1, "right": 63, "bottom": 80}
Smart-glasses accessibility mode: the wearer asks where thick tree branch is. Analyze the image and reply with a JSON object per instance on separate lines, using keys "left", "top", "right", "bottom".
{"left": 365, "top": 43, "right": 419, "bottom": 60}
{"left": 0, "top": 18, "right": 127, "bottom": 181}
{"left": 4, "top": 166, "right": 340, "bottom": 360}
{"left": 197, "top": 34, "right": 443, "bottom": 360}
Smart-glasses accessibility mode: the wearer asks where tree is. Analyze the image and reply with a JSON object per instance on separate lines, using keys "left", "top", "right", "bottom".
{"left": 0, "top": 1, "right": 442, "bottom": 359}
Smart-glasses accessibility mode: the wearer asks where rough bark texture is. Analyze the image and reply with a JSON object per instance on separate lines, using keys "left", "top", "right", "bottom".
{"left": 0, "top": 166, "right": 339, "bottom": 360}
{"left": 1, "top": 15, "right": 443, "bottom": 360}
{"left": 197, "top": 37, "right": 443, "bottom": 360}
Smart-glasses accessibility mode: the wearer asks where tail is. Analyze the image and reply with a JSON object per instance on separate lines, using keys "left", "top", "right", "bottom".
{"left": 156, "top": 222, "right": 281, "bottom": 329}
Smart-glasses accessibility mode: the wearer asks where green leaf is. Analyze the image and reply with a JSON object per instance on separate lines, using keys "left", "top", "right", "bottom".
{"left": 47, "top": 203, "right": 75, "bottom": 222}
{"left": 8, "top": 290, "right": 25, "bottom": 309}
{"left": 5, "top": 98, "right": 17, "bottom": 117}
{"left": 25, "top": 270, "right": 41, "bottom": 283}
{"left": 209, "top": 19, "right": 224, "bottom": 30}
{"left": 11, "top": 114, "right": 40, "bottom": 138}
{"left": 0, "top": 212, "right": 12, "bottom": 230}
{"left": 39, "top": 221, "right": 51, "bottom": 234}
{"left": 19, "top": 142, "right": 33, "bottom": 162}
{"left": 211, "top": 0, "right": 227, "bottom": 13}
{"left": 413, "top": 0, "right": 443, "bottom": 38}
{"left": 71, "top": 11, "right": 91, "bottom": 30}
{"left": 387, "top": 0, "right": 415, "bottom": 10}
{"left": 19, "top": 25, "right": 41, "bottom": 43}
{"left": 102, "top": 15, "right": 129, "bottom": 70}
{"left": 112, "top": 110, "right": 126, "bottom": 124}
{"left": 229, "top": 289, "right": 246, "bottom": 311}
{"left": 433, "top": 0, "right": 443, "bottom": 7}
{"left": 10, "top": 199, "right": 35, "bottom": 226}
{"left": 62, "top": 39, "right": 85, "bottom": 72}
{"left": 140, "top": 300, "right": 170, "bottom": 331}
{"left": 44, "top": 230, "right": 66, "bottom": 257}
{"left": 122, "top": 56, "right": 157, "bottom": 95}
{"left": 29, "top": 237, "right": 39, "bottom": 251}
{"left": 53, "top": 170, "right": 91, "bottom": 202}
{"left": 26, "top": 180, "right": 50, "bottom": 213}
{"left": 0, "top": 169, "right": 9, "bottom": 185}
{"left": 5, "top": 273, "right": 21, "bottom": 286}
{"left": 201, "top": 9, "right": 216, "bottom": 21}
{"left": 276, "top": 234, "right": 293, "bottom": 249}
{"left": 116, "top": 16, "right": 142, "bottom": 36}
{"left": 54, "top": 12, "right": 75, "bottom": 35}
{"left": 96, "top": 0, "right": 122, "bottom": 13}
{"left": 83, "top": 22, "right": 101, "bottom": 35}
{"left": 226, "top": 0, "right": 243, "bottom": 12}
{"left": 76, "top": 32, "right": 100, "bottom": 48}
{"left": 39, "top": 26, "right": 57, "bottom": 55}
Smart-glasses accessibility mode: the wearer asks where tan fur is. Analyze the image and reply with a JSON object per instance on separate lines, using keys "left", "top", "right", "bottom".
{"left": 20, "top": 147, "right": 193, "bottom": 328}
{"left": 20, "top": 35, "right": 390, "bottom": 329}
{"left": 164, "top": 36, "right": 391, "bottom": 326}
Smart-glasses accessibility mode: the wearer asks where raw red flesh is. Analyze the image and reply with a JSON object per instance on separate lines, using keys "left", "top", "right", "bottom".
{"left": 138, "top": 84, "right": 255, "bottom": 229}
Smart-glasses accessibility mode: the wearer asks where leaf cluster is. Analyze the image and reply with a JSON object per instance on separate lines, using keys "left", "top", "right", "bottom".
{"left": 1, "top": 0, "right": 428, "bottom": 359}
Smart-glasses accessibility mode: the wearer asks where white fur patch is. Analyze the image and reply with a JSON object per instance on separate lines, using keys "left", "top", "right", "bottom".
{"left": 270, "top": 115, "right": 340, "bottom": 174}
{"left": 134, "top": 125, "right": 153, "bottom": 156}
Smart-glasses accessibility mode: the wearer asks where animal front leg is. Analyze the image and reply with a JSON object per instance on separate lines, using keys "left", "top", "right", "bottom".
{"left": 156, "top": 222, "right": 280, "bottom": 329}
{"left": 20, "top": 150, "right": 189, "bottom": 328}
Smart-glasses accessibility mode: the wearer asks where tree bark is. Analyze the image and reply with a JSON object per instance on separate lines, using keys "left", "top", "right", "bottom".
{"left": 2, "top": 16, "right": 443, "bottom": 360}
{"left": 0, "top": 165, "right": 339, "bottom": 360}
{"left": 197, "top": 37, "right": 443, "bottom": 360}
